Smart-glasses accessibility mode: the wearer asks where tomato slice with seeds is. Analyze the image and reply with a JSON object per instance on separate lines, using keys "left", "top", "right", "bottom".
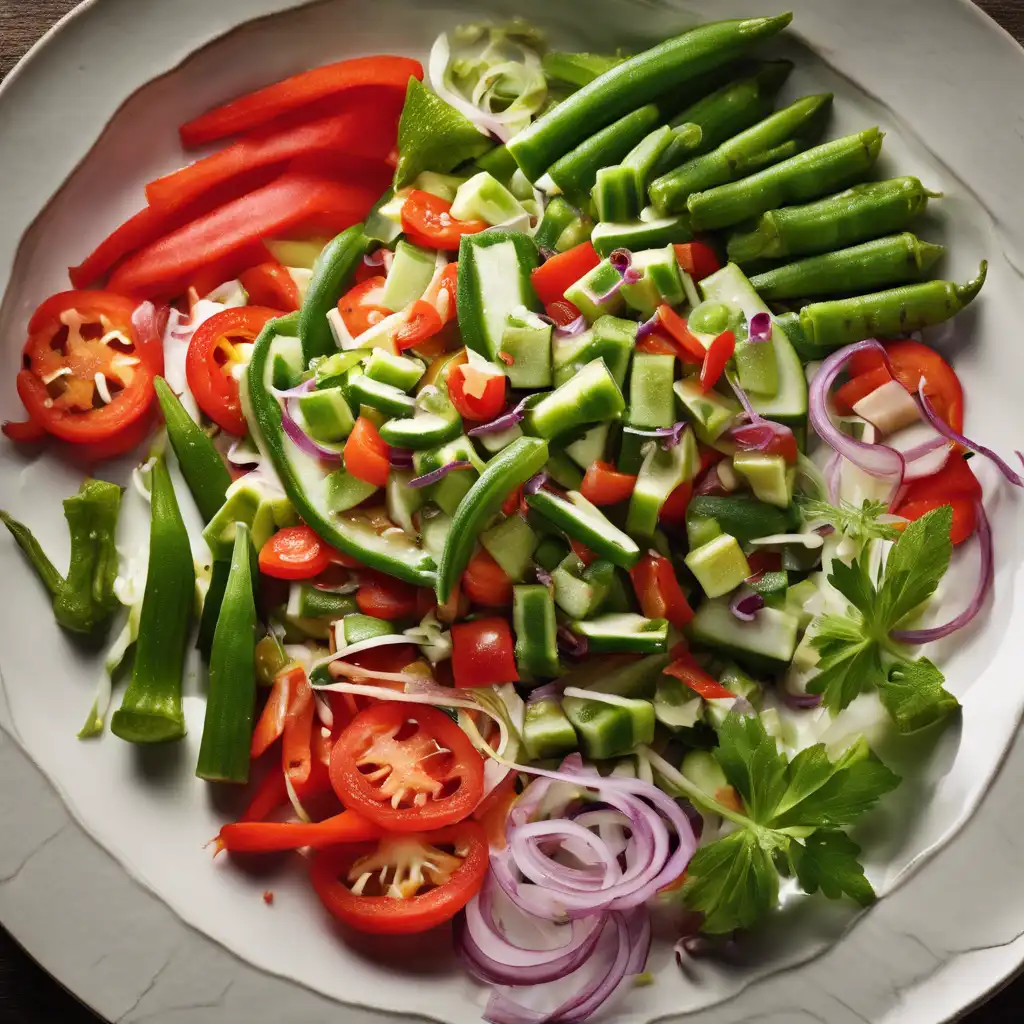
{"left": 330, "top": 703, "right": 485, "bottom": 833}
{"left": 258, "top": 525, "right": 336, "bottom": 580}
{"left": 337, "top": 276, "right": 393, "bottom": 337}
{"left": 186, "top": 306, "right": 281, "bottom": 435}
{"left": 17, "top": 290, "right": 157, "bottom": 445}
{"left": 309, "top": 821, "right": 488, "bottom": 934}
{"left": 400, "top": 190, "right": 487, "bottom": 250}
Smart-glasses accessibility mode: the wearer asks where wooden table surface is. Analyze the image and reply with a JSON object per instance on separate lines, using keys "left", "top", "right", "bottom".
{"left": 0, "top": 1, "right": 1022, "bottom": 1022}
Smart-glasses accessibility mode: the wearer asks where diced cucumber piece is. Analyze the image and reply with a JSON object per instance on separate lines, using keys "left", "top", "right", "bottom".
{"left": 555, "top": 214, "right": 595, "bottom": 252}
{"left": 347, "top": 374, "right": 416, "bottom": 419}
{"left": 673, "top": 377, "right": 741, "bottom": 443}
{"left": 774, "top": 576, "right": 817, "bottom": 631}
{"left": 314, "top": 350, "right": 366, "bottom": 390}
{"left": 382, "top": 240, "right": 437, "bottom": 312}
{"left": 379, "top": 385, "right": 463, "bottom": 450}
{"left": 364, "top": 190, "right": 404, "bottom": 247}
{"left": 685, "top": 494, "right": 795, "bottom": 545}
{"left": 297, "top": 386, "right": 355, "bottom": 443}
{"left": 552, "top": 316, "right": 635, "bottom": 389}
{"left": 591, "top": 213, "right": 693, "bottom": 257}
{"left": 534, "top": 196, "right": 579, "bottom": 251}
{"left": 413, "top": 436, "right": 484, "bottom": 516}
{"left": 685, "top": 533, "right": 752, "bottom": 599}
{"left": 732, "top": 452, "right": 794, "bottom": 508}
{"left": 481, "top": 514, "right": 538, "bottom": 582}
{"left": 266, "top": 238, "right": 328, "bottom": 270}
{"left": 364, "top": 350, "right": 425, "bottom": 391}
{"left": 617, "top": 428, "right": 647, "bottom": 475}
{"left": 501, "top": 305, "right": 553, "bottom": 389}
{"left": 270, "top": 334, "right": 305, "bottom": 391}
{"left": 451, "top": 171, "right": 529, "bottom": 226}
{"left": 534, "top": 536, "right": 570, "bottom": 571}
{"left": 476, "top": 422, "right": 524, "bottom": 455}
{"left": 562, "top": 691, "right": 656, "bottom": 759}
{"left": 545, "top": 450, "right": 585, "bottom": 490}
{"left": 690, "top": 598, "right": 799, "bottom": 671}
{"left": 411, "top": 171, "right": 468, "bottom": 202}
{"left": 552, "top": 553, "right": 596, "bottom": 619}
{"left": 735, "top": 335, "right": 779, "bottom": 396}
{"left": 654, "top": 675, "right": 704, "bottom": 731}
{"left": 343, "top": 613, "right": 395, "bottom": 646}
{"left": 523, "top": 698, "right": 578, "bottom": 759}
{"left": 420, "top": 507, "right": 452, "bottom": 561}
{"left": 565, "top": 423, "right": 610, "bottom": 470}
{"left": 620, "top": 245, "right": 686, "bottom": 318}
{"left": 569, "top": 613, "right": 668, "bottom": 654}
{"left": 386, "top": 470, "right": 423, "bottom": 536}
{"left": 528, "top": 358, "right": 625, "bottom": 440}
{"left": 626, "top": 427, "right": 699, "bottom": 539}
{"left": 526, "top": 488, "right": 640, "bottom": 570}
{"left": 750, "top": 569, "right": 790, "bottom": 600}
{"left": 627, "top": 352, "right": 676, "bottom": 428}
{"left": 203, "top": 481, "right": 266, "bottom": 561}
{"left": 563, "top": 260, "right": 625, "bottom": 321}
{"left": 681, "top": 749, "right": 729, "bottom": 801}
{"left": 458, "top": 230, "right": 543, "bottom": 360}
{"left": 513, "top": 585, "right": 562, "bottom": 682}
{"left": 559, "top": 652, "right": 669, "bottom": 699}
{"left": 594, "top": 165, "right": 639, "bottom": 223}
{"left": 474, "top": 144, "right": 519, "bottom": 186}
{"left": 700, "top": 263, "right": 807, "bottom": 425}
{"left": 325, "top": 468, "right": 378, "bottom": 512}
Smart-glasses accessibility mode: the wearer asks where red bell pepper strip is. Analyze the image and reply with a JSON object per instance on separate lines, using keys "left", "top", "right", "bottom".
{"left": 179, "top": 55, "right": 423, "bottom": 148}
{"left": 1, "top": 418, "right": 47, "bottom": 444}
{"left": 833, "top": 365, "right": 893, "bottom": 416}
{"left": 282, "top": 671, "right": 315, "bottom": 785}
{"left": 700, "top": 330, "right": 736, "bottom": 393}
{"left": 149, "top": 109, "right": 399, "bottom": 214}
{"left": 673, "top": 242, "right": 721, "bottom": 282}
{"left": 240, "top": 262, "right": 302, "bottom": 312}
{"left": 529, "top": 241, "right": 600, "bottom": 307}
{"left": 664, "top": 652, "right": 734, "bottom": 700}
{"left": 659, "top": 480, "right": 694, "bottom": 525}
{"left": 580, "top": 460, "right": 637, "bottom": 506}
{"left": 109, "top": 173, "right": 378, "bottom": 299}
{"left": 462, "top": 549, "right": 514, "bottom": 608}
{"left": 251, "top": 666, "right": 306, "bottom": 758}
{"left": 629, "top": 552, "right": 694, "bottom": 629}
{"left": 655, "top": 304, "right": 706, "bottom": 362}
{"left": 216, "top": 810, "right": 384, "bottom": 854}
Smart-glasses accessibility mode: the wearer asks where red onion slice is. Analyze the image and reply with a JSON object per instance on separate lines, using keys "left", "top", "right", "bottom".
{"left": 409, "top": 460, "right": 472, "bottom": 488}
{"left": 780, "top": 686, "right": 823, "bottom": 710}
{"left": 388, "top": 447, "right": 414, "bottom": 469}
{"left": 635, "top": 312, "right": 661, "bottom": 344}
{"left": 891, "top": 497, "right": 993, "bottom": 644}
{"left": 468, "top": 396, "right": 530, "bottom": 437}
{"left": 534, "top": 566, "right": 553, "bottom": 587}
{"left": 524, "top": 471, "right": 549, "bottom": 496}
{"left": 748, "top": 311, "right": 773, "bottom": 343}
{"left": 279, "top": 379, "right": 344, "bottom": 461}
{"left": 623, "top": 423, "right": 688, "bottom": 449}
{"left": 557, "top": 625, "right": 588, "bottom": 658}
{"left": 917, "top": 382, "right": 1024, "bottom": 487}
{"left": 826, "top": 451, "right": 842, "bottom": 504}
{"left": 729, "top": 589, "right": 765, "bottom": 621}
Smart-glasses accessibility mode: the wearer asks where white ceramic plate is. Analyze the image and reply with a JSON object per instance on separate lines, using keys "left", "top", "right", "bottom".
{"left": 2, "top": 1, "right": 1024, "bottom": 1022}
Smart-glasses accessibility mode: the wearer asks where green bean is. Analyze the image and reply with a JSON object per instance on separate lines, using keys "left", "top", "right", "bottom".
{"left": 508, "top": 14, "right": 793, "bottom": 180}
{"left": 727, "top": 176, "right": 940, "bottom": 264}
{"left": 547, "top": 105, "right": 660, "bottom": 204}
{"left": 775, "top": 262, "right": 987, "bottom": 354}
{"left": 542, "top": 52, "right": 624, "bottom": 89}
{"left": 749, "top": 233, "right": 946, "bottom": 300}
{"left": 656, "top": 60, "right": 793, "bottom": 175}
{"left": 687, "top": 127, "right": 883, "bottom": 231}
{"left": 649, "top": 93, "right": 833, "bottom": 215}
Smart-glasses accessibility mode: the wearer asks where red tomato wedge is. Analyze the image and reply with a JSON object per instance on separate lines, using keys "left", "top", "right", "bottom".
{"left": 529, "top": 241, "right": 600, "bottom": 307}
{"left": 336, "top": 277, "right": 392, "bottom": 337}
{"left": 240, "top": 262, "right": 302, "bottom": 312}
{"left": 344, "top": 417, "right": 390, "bottom": 487}
{"left": 462, "top": 549, "right": 513, "bottom": 608}
{"left": 258, "top": 526, "right": 335, "bottom": 581}
{"left": 179, "top": 55, "right": 423, "bottom": 147}
{"left": 451, "top": 617, "right": 519, "bottom": 687}
{"left": 355, "top": 571, "right": 421, "bottom": 620}
{"left": 330, "top": 703, "right": 485, "bottom": 832}
{"left": 309, "top": 821, "right": 488, "bottom": 935}
{"left": 580, "top": 460, "right": 637, "bottom": 506}
{"left": 395, "top": 300, "right": 444, "bottom": 352}
{"left": 400, "top": 190, "right": 487, "bottom": 250}
{"left": 447, "top": 362, "right": 506, "bottom": 421}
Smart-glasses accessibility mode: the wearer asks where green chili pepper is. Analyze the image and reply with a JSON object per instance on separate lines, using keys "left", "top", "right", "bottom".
{"left": 650, "top": 92, "right": 831, "bottom": 215}
{"left": 436, "top": 436, "right": 549, "bottom": 604}
{"left": 727, "top": 176, "right": 941, "bottom": 264}
{"left": 196, "top": 523, "right": 258, "bottom": 783}
{"left": 154, "top": 377, "right": 231, "bottom": 524}
{"left": 687, "top": 127, "right": 884, "bottom": 232}
{"left": 111, "top": 456, "right": 194, "bottom": 744}
{"left": 775, "top": 262, "right": 987, "bottom": 354}
{"left": 247, "top": 316, "right": 436, "bottom": 586}
{"left": 299, "top": 225, "right": 369, "bottom": 363}
{"left": 2, "top": 479, "right": 122, "bottom": 641}
{"left": 508, "top": 14, "right": 793, "bottom": 181}
{"left": 749, "top": 233, "right": 946, "bottom": 300}
{"left": 656, "top": 60, "right": 794, "bottom": 174}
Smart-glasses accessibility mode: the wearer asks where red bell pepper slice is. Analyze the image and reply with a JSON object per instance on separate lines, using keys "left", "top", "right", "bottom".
{"left": 896, "top": 496, "right": 977, "bottom": 546}
{"left": 529, "top": 241, "right": 600, "bottom": 307}
{"left": 655, "top": 304, "right": 706, "bottom": 362}
{"left": 462, "top": 549, "right": 514, "bottom": 608}
{"left": 580, "top": 460, "right": 637, "bottom": 506}
{"left": 833, "top": 365, "right": 893, "bottom": 416}
{"left": 179, "top": 55, "right": 423, "bottom": 148}
{"left": 664, "top": 651, "right": 734, "bottom": 700}
{"left": 451, "top": 617, "right": 519, "bottom": 687}
{"left": 700, "top": 330, "right": 736, "bottom": 393}
{"left": 216, "top": 810, "right": 384, "bottom": 854}
{"left": 629, "top": 552, "right": 694, "bottom": 629}
{"left": 109, "top": 173, "right": 378, "bottom": 299}
{"left": 673, "top": 241, "right": 721, "bottom": 282}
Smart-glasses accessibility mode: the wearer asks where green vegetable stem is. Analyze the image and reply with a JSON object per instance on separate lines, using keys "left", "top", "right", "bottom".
{"left": 1, "top": 478, "right": 121, "bottom": 641}
{"left": 110, "top": 455, "right": 194, "bottom": 744}
{"left": 299, "top": 225, "right": 369, "bottom": 363}
{"left": 196, "top": 523, "right": 258, "bottom": 783}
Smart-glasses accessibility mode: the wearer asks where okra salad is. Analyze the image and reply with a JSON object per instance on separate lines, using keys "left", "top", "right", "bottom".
{"left": 2, "top": 10, "right": 1021, "bottom": 1023}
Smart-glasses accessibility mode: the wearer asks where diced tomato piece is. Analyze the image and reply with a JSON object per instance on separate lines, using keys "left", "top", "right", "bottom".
{"left": 344, "top": 417, "right": 390, "bottom": 488}
{"left": 636, "top": 333, "right": 681, "bottom": 357}
{"left": 259, "top": 526, "right": 335, "bottom": 580}
{"left": 580, "top": 460, "right": 637, "bottom": 506}
{"left": 355, "top": 571, "right": 420, "bottom": 620}
{"left": 545, "top": 299, "right": 583, "bottom": 327}
{"left": 629, "top": 552, "right": 694, "bottom": 629}
{"left": 401, "top": 190, "right": 487, "bottom": 250}
{"left": 395, "top": 300, "right": 444, "bottom": 352}
{"left": 529, "top": 242, "right": 600, "bottom": 307}
{"left": 451, "top": 617, "right": 519, "bottom": 687}
{"left": 673, "top": 242, "right": 721, "bottom": 282}
{"left": 462, "top": 549, "right": 513, "bottom": 608}
{"left": 447, "top": 363, "right": 506, "bottom": 421}
{"left": 659, "top": 480, "right": 694, "bottom": 525}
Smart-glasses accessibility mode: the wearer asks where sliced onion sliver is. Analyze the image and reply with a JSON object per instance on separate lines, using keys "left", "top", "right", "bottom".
{"left": 428, "top": 33, "right": 510, "bottom": 141}
{"left": 891, "top": 498, "right": 993, "bottom": 644}
{"left": 279, "top": 379, "right": 344, "bottom": 460}
{"left": 729, "top": 589, "right": 765, "bottom": 621}
{"left": 409, "top": 460, "right": 473, "bottom": 488}
{"left": 748, "top": 311, "right": 773, "bottom": 343}
{"left": 389, "top": 447, "right": 414, "bottom": 469}
{"left": 468, "top": 396, "right": 530, "bottom": 437}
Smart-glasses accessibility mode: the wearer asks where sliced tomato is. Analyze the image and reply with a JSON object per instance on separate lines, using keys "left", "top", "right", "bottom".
{"left": 545, "top": 299, "right": 583, "bottom": 327}
{"left": 401, "top": 190, "right": 487, "bottom": 250}
{"left": 309, "top": 821, "right": 488, "bottom": 934}
{"left": 580, "top": 460, "right": 637, "bottom": 506}
{"left": 355, "top": 571, "right": 421, "bottom": 620}
{"left": 330, "top": 703, "right": 485, "bottom": 832}
{"left": 240, "top": 262, "right": 301, "bottom": 312}
{"left": 337, "top": 276, "right": 392, "bottom": 337}
{"left": 655, "top": 304, "right": 706, "bottom": 362}
{"left": 447, "top": 362, "right": 506, "bottom": 421}
{"left": 395, "top": 300, "right": 444, "bottom": 352}
{"left": 659, "top": 480, "right": 694, "bottom": 525}
{"left": 664, "top": 652, "right": 733, "bottom": 700}
{"left": 673, "top": 242, "right": 721, "bottom": 282}
{"left": 833, "top": 365, "right": 893, "bottom": 416}
{"left": 259, "top": 526, "right": 335, "bottom": 580}
{"left": 462, "top": 549, "right": 513, "bottom": 607}
{"left": 847, "top": 339, "right": 964, "bottom": 433}
{"left": 17, "top": 290, "right": 156, "bottom": 446}
{"left": 344, "top": 416, "right": 390, "bottom": 487}
{"left": 629, "top": 552, "right": 694, "bottom": 629}
{"left": 529, "top": 242, "right": 600, "bottom": 307}
{"left": 451, "top": 617, "right": 519, "bottom": 687}
{"left": 700, "top": 330, "right": 735, "bottom": 393}
{"left": 897, "top": 496, "right": 977, "bottom": 545}
{"left": 187, "top": 306, "right": 281, "bottom": 435}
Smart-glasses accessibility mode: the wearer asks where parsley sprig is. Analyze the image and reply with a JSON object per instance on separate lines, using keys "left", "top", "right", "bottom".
{"left": 807, "top": 505, "right": 960, "bottom": 732}
{"left": 651, "top": 715, "right": 901, "bottom": 934}
{"left": 800, "top": 496, "right": 900, "bottom": 544}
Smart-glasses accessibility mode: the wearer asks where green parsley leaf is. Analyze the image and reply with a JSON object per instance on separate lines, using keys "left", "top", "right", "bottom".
{"left": 807, "top": 618, "right": 883, "bottom": 713}
{"left": 799, "top": 497, "right": 900, "bottom": 544}
{"left": 877, "top": 656, "right": 960, "bottom": 733}
{"left": 714, "top": 713, "right": 789, "bottom": 824}
{"left": 791, "top": 830, "right": 875, "bottom": 907}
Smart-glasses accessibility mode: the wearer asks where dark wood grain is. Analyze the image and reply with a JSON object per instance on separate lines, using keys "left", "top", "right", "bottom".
{"left": 0, "top": 2, "right": 1022, "bottom": 1023}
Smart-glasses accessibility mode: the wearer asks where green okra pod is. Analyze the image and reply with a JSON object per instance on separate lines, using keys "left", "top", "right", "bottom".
{"left": 687, "top": 126, "right": 884, "bottom": 231}
{"left": 1, "top": 478, "right": 122, "bottom": 640}
{"left": 775, "top": 262, "right": 987, "bottom": 354}
{"left": 728, "top": 176, "right": 940, "bottom": 264}
{"left": 111, "top": 455, "right": 194, "bottom": 744}
{"left": 650, "top": 93, "right": 833, "bottom": 215}
{"left": 197, "top": 522, "right": 258, "bottom": 783}
{"left": 749, "top": 233, "right": 946, "bottom": 300}
{"left": 299, "top": 225, "right": 369, "bottom": 363}
{"left": 542, "top": 51, "right": 625, "bottom": 89}
{"left": 154, "top": 376, "right": 231, "bottom": 524}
